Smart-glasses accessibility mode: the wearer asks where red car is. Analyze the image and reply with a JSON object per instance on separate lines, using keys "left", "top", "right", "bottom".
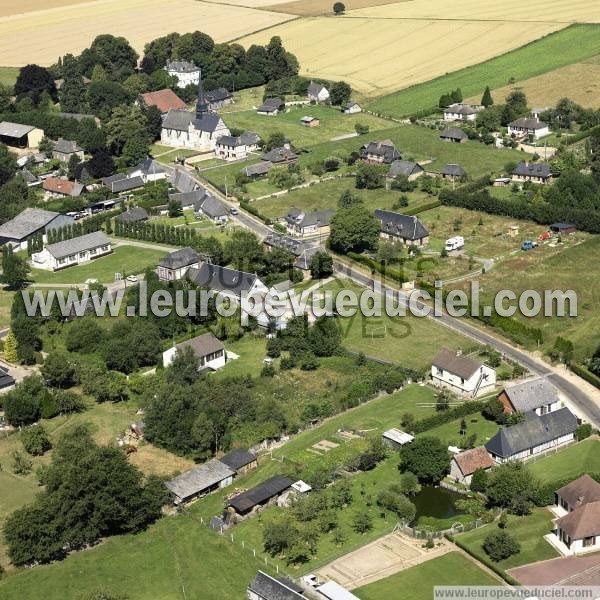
{"left": 538, "top": 232, "right": 552, "bottom": 241}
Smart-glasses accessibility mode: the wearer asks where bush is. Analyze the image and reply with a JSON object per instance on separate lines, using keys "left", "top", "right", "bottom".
{"left": 352, "top": 510, "right": 373, "bottom": 533}
{"left": 483, "top": 531, "right": 520, "bottom": 562}
{"left": 470, "top": 468, "right": 488, "bottom": 493}
{"left": 376, "top": 486, "right": 416, "bottom": 521}
{"left": 261, "top": 363, "right": 276, "bottom": 378}
{"left": 576, "top": 423, "right": 593, "bottom": 441}
{"left": 21, "top": 425, "right": 52, "bottom": 456}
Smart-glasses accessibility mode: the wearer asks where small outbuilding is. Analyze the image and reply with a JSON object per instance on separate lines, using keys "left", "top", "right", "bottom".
{"left": 550, "top": 223, "right": 576, "bottom": 236}
{"left": 165, "top": 459, "right": 234, "bottom": 505}
{"left": 300, "top": 116, "right": 320, "bottom": 127}
{"left": 439, "top": 127, "right": 468, "bottom": 143}
{"left": 219, "top": 448, "right": 258, "bottom": 475}
{"left": 228, "top": 475, "right": 294, "bottom": 516}
{"left": 382, "top": 428, "right": 414, "bottom": 449}
{"left": 450, "top": 446, "right": 494, "bottom": 485}
{"left": 0, "top": 122, "right": 44, "bottom": 148}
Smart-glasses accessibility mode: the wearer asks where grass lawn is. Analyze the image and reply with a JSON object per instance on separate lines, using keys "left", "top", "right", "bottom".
{"left": 0, "top": 287, "right": 16, "bottom": 329}
{"left": 356, "top": 551, "right": 500, "bottom": 600}
{"left": 457, "top": 508, "right": 559, "bottom": 571}
{"left": 420, "top": 413, "right": 499, "bottom": 449}
{"left": 0, "top": 66, "right": 18, "bottom": 88}
{"left": 528, "top": 439, "right": 600, "bottom": 482}
{"left": 30, "top": 246, "right": 167, "bottom": 284}
{"left": 368, "top": 25, "right": 600, "bottom": 118}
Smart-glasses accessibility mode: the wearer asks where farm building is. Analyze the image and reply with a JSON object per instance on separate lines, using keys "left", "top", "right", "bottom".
{"left": 485, "top": 407, "right": 578, "bottom": 464}
{"left": 162, "top": 332, "right": 226, "bottom": 372}
{"left": 511, "top": 161, "right": 552, "bottom": 184}
{"left": 382, "top": 428, "right": 414, "bottom": 449}
{"left": 31, "top": 231, "right": 112, "bottom": 271}
{"left": 498, "top": 378, "right": 561, "bottom": 416}
{"left": 102, "top": 174, "right": 145, "bottom": 194}
{"left": 550, "top": 223, "right": 576, "bottom": 235}
{"left": 21, "top": 169, "right": 41, "bottom": 188}
{"left": 187, "top": 263, "right": 268, "bottom": 301}
{"left": 165, "top": 60, "right": 200, "bottom": 88}
{"left": 116, "top": 207, "right": 149, "bottom": 224}
{"left": 165, "top": 459, "right": 234, "bottom": 505}
{"left": 431, "top": 348, "right": 496, "bottom": 397}
{"left": 307, "top": 80, "right": 330, "bottom": 103}
{"left": 138, "top": 89, "right": 186, "bottom": 115}
{"left": 52, "top": 138, "right": 84, "bottom": 163}
{"left": 343, "top": 101, "right": 361, "bottom": 114}
{"left": 439, "top": 127, "right": 468, "bottom": 143}
{"left": 261, "top": 145, "right": 298, "bottom": 165}
{"left": 247, "top": 571, "right": 305, "bottom": 600}
{"left": 0, "top": 208, "right": 74, "bottom": 251}
{"left": 508, "top": 116, "right": 549, "bottom": 139}
{"left": 284, "top": 208, "right": 335, "bottom": 237}
{"left": 0, "top": 122, "right": 44, "bottom": 149}
{"left": 219, "top": 448, "right": 258, "bottom": 476}
{"left": 443, "top": 103, "right": 483, "bottom": 122}
{"left": 360, "top": 139, "right": 401, "bottom": 164}
{"left": 387, "top": 159, "right": 424, "bottom": 182}
{"left": 158, "top": 247, "right": 202, "bottom": 281}
{"left": 441, "top": 164, "right": 468, "bottom": 181}
{"left": 227, "top": 475, "right": 294, "bottom": 516}
{"left": 205, "top": 88, "right": 234, "bottom": 110}
{"left": 239, "top": 131, "right": 261, "bottom": 150}
{"left": 450, "top": 446, "right": 494, "bottom": 485}
{"left": 257, "top": 98, "right": 285, "bottom": 116}
{"left": 300, "top": 116, "right": 320, "bottom": 127}
{"left": 42, "top": 177, "right": 86, "bottom": 198}
{"left": 374, "top": 209, "right": 429, "bottom": 246}
{"left": 317, "top": 581, "right": 361, "bottom": 600}
{"left": 243, "top": 161, "right": 272, "bottom": 178}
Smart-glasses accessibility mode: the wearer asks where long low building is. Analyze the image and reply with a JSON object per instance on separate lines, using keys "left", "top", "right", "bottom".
{"left": 31, "top": 231, "right": 112, "bottom": 271}
{"left": 0, "top": 208, "right": 75, "bottom": 251}
{"left": 166, "top": 459, "right": 235, "bottom": 505}
{"left": 227, "top": 475, "right": 294, "bottom": 516}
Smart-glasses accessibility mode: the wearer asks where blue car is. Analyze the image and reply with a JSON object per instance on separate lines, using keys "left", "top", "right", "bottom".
{"left": 521, "top": 240, "right": 538, "bottom": 251}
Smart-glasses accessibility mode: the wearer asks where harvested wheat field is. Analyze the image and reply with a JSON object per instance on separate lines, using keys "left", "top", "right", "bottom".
{"left": 263, "top": 0, "right": 406, "bottom": 16}
{"left": 347, "top": 0, "right": 600, "bottom": 23}
{"left": 0, "top": 0, "right": 99, "bottom": 18}
{"left": 466, "top": 57, "right": 600, "bottom": 109}
{"left": 0, "top": 0, "right": 295, "bottom": 67}
{"left": 240, "top": 18, "right": 562, "bottom": 95}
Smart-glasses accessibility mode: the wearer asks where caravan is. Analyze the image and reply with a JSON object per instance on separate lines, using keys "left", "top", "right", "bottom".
{"left": 445, "top": 236, "right": 464, "bottom": 251}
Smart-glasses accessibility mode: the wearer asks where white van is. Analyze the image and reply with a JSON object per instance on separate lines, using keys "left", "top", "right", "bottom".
{"left": 445, "top": 236, "right": 464, "bottom": 251}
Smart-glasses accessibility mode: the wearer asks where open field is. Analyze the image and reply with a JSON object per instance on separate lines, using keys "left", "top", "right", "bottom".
{"left": 264, "top": 0, "right": 404, "bottom": 16}
{"left": 369, "top": 24, "right": 600, "bottom": 116}
{"left": 0, "top": 0, "right": 295, "bottom": 67}
{"left": 0, "top": 0, "right": 98, "bottom": 18}
{"left": 239, "top": 18, "right": 562, "bottom": 96}
{"left": 0, "top": 66, "right": 18, "bottom": 88}
{"left": 30, "top": 245, "right": 167, "bottom": 284}
{"left": 528, "top": 439, "right": 600, "bottom": 482}
{"left": 420, "top": 413, "right": 498, "bottom": 449}
{"left": 466, "top": 56, "right": 600, "bottom": 109}
{"left": 356, "top": 551, "right": 500, "bottom": 600}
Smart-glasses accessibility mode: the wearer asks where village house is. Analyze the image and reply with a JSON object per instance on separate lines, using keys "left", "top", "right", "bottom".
{"left": 550, "top": 475, "right": 600, "bottom": 555}
{"left": 157, "top": 247, "right": 202, "bottom": 281}
{"left": 439, "top": 127, "right": 468, "bottom": 143}
{"left": 171, "top": 168, "right": 199, "bottom": 193}
{"left": 508, "top": 116, "right": 550, "bottom": 139}
{"left": 300, "top": 116, "right": 319, "bottom": 127}
{"left": 360, "top": 140, "right": 401, "bottom": 164}
{"left": 166, "top": 459, "right": 234, "bottom": 505}
{"left": 162, "top": 332, "right": 226, "bottom": 372}
{"left": 205, "top": 88, "right": 234, "bottom": 110}
{"left": 307, "top": 80, "right": 330, "bottom": 103}
{"left": 187, "top": 263, "right": 268, "bottom": 301}
{"left": 31, "top": 231, "right": 112, "bottom": 271}
{"left": 263, "top": 233, "right": 318, "bottom": 272}
{"left": 387, "top": 159, "right": 424, "bottom": 183}
{"left": 485, "top": 407, "right": 578, "bottom": 463}
{"left": 227, "top": 475, "right": 294, "bottom": 516}
{"left": 512, "top": 161, "right": 552, "bottom": 184}
{"left": 431, "top": 348, "right": 496, "bottom": 397}
{"left": 247, "top": 571, "right": 305, "bottom": 600}
{"left": 138, "top": 89, "right": 186, "bottom": 115}
{"left": 443, "top": 103, "right": 483, "bottom": 122}
{"left": 239, "top": 131, "right": 261, "bottom": 151}
{"left": 102, "top": 174, "right": 145, "bottom": 195}
{"left": 197, "top": 195, "right": 229, "bottom": 224}
{"left": 0, "top": 208, "right": 74, "bottom": 251}
{"left": 497, "top": 377, "right": 561, "bottom": 416}
{"left": 243, "top": 161, "right": 272, "bottom": 178}
{"left": 219, "top": 448, "right": 258, "bottom": 476}
{"left": 441, "top": 164, "right": 468, "bottom": 182}
{"left": 22, "top": 168, "right": 41, "bottom": 188}
{"left": 165, "top": 60, "right": 200, "bottom": 88}
{"left": 42, "top": 177, "right": 86, "bottom": 198}
{"left": 52, "top": 138, "right": 84, "bottom": 163}
{"left": 374, "top": 209, "right": 429, "bottom": 246}
{"left": 169, "top": 188, "right": 207, "bottom": 213}
{"left": 128, "top": 157, "right": 168, "bottom": 183}
{"left": 284, "top": 208, "right": 335, "bottom": 237}
{"left": 0, "top": 122, "right": 44, "bottom": 149}
{"left": 343, "top": 101, "right": 362, "bottom": 114}
{"left": 261, "top": 145, "right": 298, "bottom": 165}
{"left": 256, "top": 98, "right": 285, "bottom": 116}
{"left": 215, "top": 135, "right": 248, "bottom": 161}
{"left": 450, "top": 446, "right": 494, "bottom": 485}
{"left": 115, "top": 206, "right": 148, "bottom": 224}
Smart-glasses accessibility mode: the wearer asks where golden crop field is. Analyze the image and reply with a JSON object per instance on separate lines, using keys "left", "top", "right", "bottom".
{"left": 263, "top": 0, "right": 405, "bottom": 16}
{"left": 239, "top": 18, "right": 562, "bottom": 95}
{"left": 347, "top": 0, "right": 600, "bottom": 23}
{"left": 0, "top": 0, "right": 295, "bottom": 67}
{"left": 466, "top": 57, "right": 600, "bottom": 109}
{"left": 0, "top": 0, "right": 98, "bottom": 18}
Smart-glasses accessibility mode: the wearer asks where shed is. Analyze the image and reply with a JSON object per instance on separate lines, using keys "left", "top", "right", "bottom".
{"left": 316, "top": 581, "right": 361, "bottom": 600}
{"left": 219, "top": 448, "right": 257, "bottom": 474}
{"left": 165, "top": 459, "right": 234, "bottom": 504}
{"left": 550, "top": 223, "right": 576, "bottom": 235}
{"left": 439, "top": 127, "right": 468, "bottom": 143}
{"left": 228, "top": 475, "right": 293, "bottom": 515}
{"left": 382, "top": 428, "right": 414, "bottom": 448}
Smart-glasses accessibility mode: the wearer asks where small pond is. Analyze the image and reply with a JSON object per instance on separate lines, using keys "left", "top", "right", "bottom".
{"left": 410, "top": 485, "right": 466, "bottom": 524}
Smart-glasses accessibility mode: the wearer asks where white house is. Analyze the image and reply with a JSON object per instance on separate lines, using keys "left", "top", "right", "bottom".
{"left": 485, "top": 407, "right": 578, "bottom": 464}
{"left": 508, "top": 116, "right": 550, "bottom": 139}
{"left": 307, "top": 81, "right": 330, "bottom": 103}
{"left": 163, "top": 332, "right": 226, "bottom": 372}
{"left": 157, "top": 247, "right": 201, "bottom": 281}
{"left": 215, "top": 135, "right": 248, "bottom": 161}
{"left": 431, "top": 348, "right": 496, "bottom": 397}
{"left": 127, "top": 157, "right": 168, "bottom": 183}
{"left": 343, "top": 101, "right": 362, "bottom": 114}
{"left": 450, "top": 446, "right": 494, "bottom": 485}
{"left": 165, "top": 60, "right": 200, "bottom": 88}
{"left": 498, "top": 377, "right": 561, "bottom": 416}
{"left": 443, "top": 103, "right": 483, "bottom": 122}
{"left": 31, "top": 231, "right": 111, "bottom": 271}
{"left": 550, "top": 475, "right": 600, "bottom": 555}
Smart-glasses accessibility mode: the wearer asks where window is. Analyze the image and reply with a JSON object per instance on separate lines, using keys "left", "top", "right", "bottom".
{"left": 584, "top": 536, "right": 596, "bottom": 548}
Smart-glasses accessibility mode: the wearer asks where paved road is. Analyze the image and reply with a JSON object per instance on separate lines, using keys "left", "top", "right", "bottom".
{"left": 334, "top": 260, "right": 600, "bottom": 426}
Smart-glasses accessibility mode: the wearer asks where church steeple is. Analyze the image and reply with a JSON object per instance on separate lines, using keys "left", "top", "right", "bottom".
{"left": 196, "top": 71, "right": 209, "bottom": 120}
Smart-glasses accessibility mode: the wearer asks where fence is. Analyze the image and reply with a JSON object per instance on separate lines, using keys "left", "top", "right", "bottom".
{"left": 396, "top": 517, "right": 486, "bottom": 540}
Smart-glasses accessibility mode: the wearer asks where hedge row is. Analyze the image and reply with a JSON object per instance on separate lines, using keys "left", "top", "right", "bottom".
{"left": 347, "top": 252, "right": 410, "bottom": 284}
{"left": 411, "top": 400, "right": 487, "bottom": 434}
{"left": 404, "top": 200, "right": 442, "bottom": 215}
{"left": 563, "top": 125, "right": 600, "bottom": 146}
{"left": 570, "top": 363, "right": 600, "bottom": 390}
{"left": 239, "top": 200, "right": 271, "bottom": 225}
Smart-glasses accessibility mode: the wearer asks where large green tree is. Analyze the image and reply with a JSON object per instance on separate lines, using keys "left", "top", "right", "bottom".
{"left": 400, "top": 436, "right": 450, "bottom": 484}
{"left": 328, "top": 204, "right": 380, "bottom": 253}
{"left": 0, "top": 143, "right": 17, "bottom": 186}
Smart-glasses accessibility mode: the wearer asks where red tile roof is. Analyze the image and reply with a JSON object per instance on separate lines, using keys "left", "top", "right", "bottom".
{"left": 139, "top": 89, "right": 186, "bottom": 113}
{"left": 453, "top": 446, "right": 494, "bottom": 476}
{"left": 42, "top": 177, "right": 79, "bottom": 196}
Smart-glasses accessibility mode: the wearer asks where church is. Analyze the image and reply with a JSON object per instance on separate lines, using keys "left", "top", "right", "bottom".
{"left": 161, "top": 75, "right": 230, "bottom": 152}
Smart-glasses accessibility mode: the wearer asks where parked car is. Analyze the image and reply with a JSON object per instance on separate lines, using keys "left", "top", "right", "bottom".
{"left": 229, "top": 207, "right": 238, "bottom": 215}
{"left": 521, "top": 240, "right": 538, "bottom": 251}
{"left": 126, "top": 275, "right": 138, "bottom": 283}
{"left": 538, "top": 232, "right": 552, "bottom": 241}
{"left": 445, "top": 236, "right": 464, "bottom": 251}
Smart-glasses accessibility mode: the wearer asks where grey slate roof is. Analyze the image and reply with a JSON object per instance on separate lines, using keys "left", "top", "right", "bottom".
{"left": 216, "top": 135, "right": 243, "bottom": 148}
{"left": 308, "top": 80, "right": 327, "bottom": 97}
{"left": 165, "top": 459, "right": 234, "bottom": 501}
{"left": 205, "top": 88, "right": 232, "bottom": 103}
{"left": 45, "top": 231, "right": 110, "bottom": 259}
{"left": 441, "top": 164, "right": 467, "bottom": 178}
{"left": 444, "top": 103, "right": 481, "bottom": 115}
{"left": 170, "top": 169, "right": 199, "bottom": 193}
{"left": 187, "top": 263, "right": 259, "bottom": 296}
{"left": 0, "top": 122, "right": 37, "bottom": 138}
{"left": 228, "top": 475, "right": 294, "bottom": 513}
{"left": 285, "top": 208, "right": 335, "bottom": 229}
{"left": 219, "top": 448, "right": 256, "bottom": 471}
{"left": 360, "top": 140, "right": 401, "bottom": 163}
{"left": 159, "top": 247, "right": 200, "bottom": 270}
{"left": 128, "top": 157, "right": 166, "bottom": 177}
{"left": 388, "top": 160, "right": 423, "bottom": 178}
{"left": 258, "top": 98, "right": 284, "bottom": 113}
{"left": 174, "top": 332, "right": 224, "bottom": 360}
{"left": 165, "top": 60, "right": 199, "bottom": 73}
{"left": 200, "top": 195, "right": 228, "bottom": 218}
{"left": 162, "top": 109, "right": 194, "bottom": 132}
{"left": 248, "top": 571, "right": 305, "bottom": 600}
{"left": 239, "top": 131, "right": 261, "bottom": 146}
{"left": 503, "top": 378, "right": 559, "bottom": 413}
{"left": 263, "top": 233, "right": 308, "bottom": 256}
{"left": 374, "top": 209, "right": 429, "bottom": 241}
{"left": 485, "top": 407, "right": 578, "bottom": 459}
{"left": 509, "top": 117, "right": 548, "bottom": 130}
{"left": 0, "top": 208, "right": 66, "bottom": 240}
{"left": 244, "top": 161, "right": 272, "bottom": 177}
{"left": 194, "top": 113, "right": 222, "bottom": 133}
{"left": 512, "top": 162, "right": 552, "bottom": 178}
{"left": 440, "top": 127, "right": 468, "bottom": 141}
{"left": 432, "top": 348, "right": 481, "bottom": 380}
{"left": 261, "top": 147, "right": 297, "bottom": 163}
{"left": 109, "top": 176, "right": 145, "bottom": 194}
{"left": 53, "top": 138, "right": 83, "bottom": 154}
{"left": 116, "top": 207, "right": 148, "bottom": 223}
{"left": 21, "top": 168, "right": 40, "bottom": 185}
{"left": 169, "top": 189, "right": 208, "bottom": 210}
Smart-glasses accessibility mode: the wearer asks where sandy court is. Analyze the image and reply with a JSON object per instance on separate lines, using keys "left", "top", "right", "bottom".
{"left": 316, "top": 532, "right": 451, "bottom": 589}
{"left": 509, "top": 553, "right": 600, "bottom": 586}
